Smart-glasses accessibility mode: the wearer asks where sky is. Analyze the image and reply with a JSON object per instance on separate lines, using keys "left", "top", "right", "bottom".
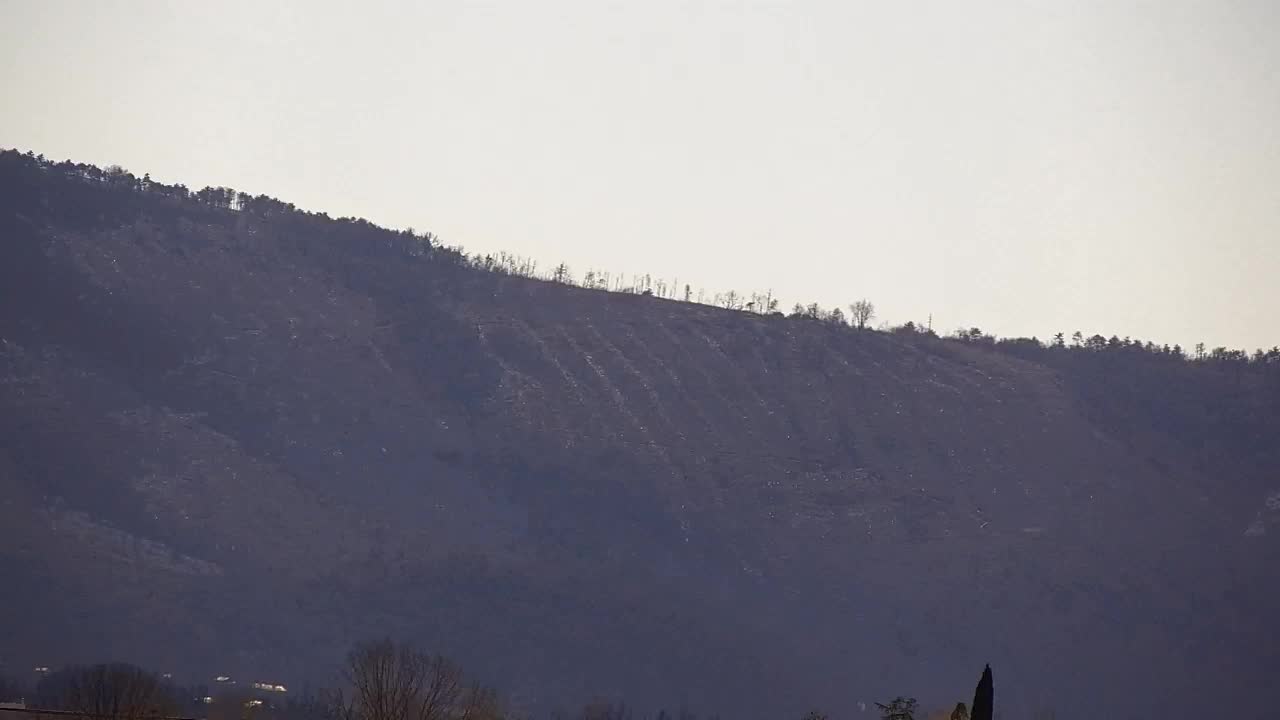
{"left": 3, "top": 0, "right": 1278, "bottom": 350}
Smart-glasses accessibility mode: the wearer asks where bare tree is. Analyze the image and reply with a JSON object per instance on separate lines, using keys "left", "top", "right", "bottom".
{"left": 874, "top": 697, "right": 917, "bottom": 720}
{"left": 457, "top": 684, "right": 501, "bottom": 720}
{"left": 52, "top": 664, "right": 177, "bottom": 720}
{"left": 849, "top": 299, "right": 875, "bottom": 330}
{"left": 551, "top": 263, "right": 573, "bottom": 284}
{"left": 340, "top": 640, "right": 498, "bottom": 720}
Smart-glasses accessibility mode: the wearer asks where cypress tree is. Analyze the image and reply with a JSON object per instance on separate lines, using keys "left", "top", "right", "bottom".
{"left": 970, "top": 665, "right": 993, "bottom": 720}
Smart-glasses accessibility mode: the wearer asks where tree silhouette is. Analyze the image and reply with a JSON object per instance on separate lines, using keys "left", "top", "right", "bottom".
{"left": 40, "top": 663, "right": 177, "bottom": 720}
{"left": 969, "top": 665, "right": 993, "bottom": 720}
{"left": 849, "top": 299, "right": 875, "bottom": 330}
{"left": 551, "top": 262, "right": 573, "bottom": 284}
{"left": 334, "top": 639, "right": 500, "bottom": 720}
{"left": 874, "top": 697, "right": 917, "bottom": 720}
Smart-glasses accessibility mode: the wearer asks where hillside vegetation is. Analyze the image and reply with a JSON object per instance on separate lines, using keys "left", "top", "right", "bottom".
{"left": 1, "top": 149, "right": 1278, "bottom": 718}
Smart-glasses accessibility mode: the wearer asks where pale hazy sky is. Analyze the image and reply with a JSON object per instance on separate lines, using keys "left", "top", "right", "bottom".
{"left": 3, "top": 1, "right": 1278, "bottom": 350}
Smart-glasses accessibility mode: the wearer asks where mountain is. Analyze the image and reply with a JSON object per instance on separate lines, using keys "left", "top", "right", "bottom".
{"left": 2, "top": 149, "right": 1278, "bottom": 718}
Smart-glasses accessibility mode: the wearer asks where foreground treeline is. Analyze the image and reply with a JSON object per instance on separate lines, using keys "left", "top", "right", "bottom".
{"left": 0, "top": 642, "right": 496, "bottom": 720}
{"left": 0, "top": 644, "right": 996, "bottom": 720}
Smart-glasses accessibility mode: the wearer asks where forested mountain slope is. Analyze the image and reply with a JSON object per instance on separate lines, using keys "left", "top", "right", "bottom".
{"left": 2, "top": 150, "right": 1278, "bottom": 718}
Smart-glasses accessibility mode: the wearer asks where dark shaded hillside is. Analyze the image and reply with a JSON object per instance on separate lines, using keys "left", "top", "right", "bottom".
{"left": 2, "top": 150, "right": 1278, "bottom": 718}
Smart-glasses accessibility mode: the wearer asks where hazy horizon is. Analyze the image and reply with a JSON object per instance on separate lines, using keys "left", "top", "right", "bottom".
{"left": 3, "top": 0, "right": 1278, "bottom": 350}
